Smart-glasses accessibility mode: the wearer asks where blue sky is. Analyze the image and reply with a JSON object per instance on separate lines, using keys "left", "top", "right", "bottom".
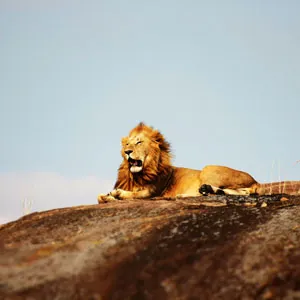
{"left": 1, "top": 0, "right": 299, "bottom": 223}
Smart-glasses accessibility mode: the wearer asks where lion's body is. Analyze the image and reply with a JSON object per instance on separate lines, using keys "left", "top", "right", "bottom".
{"left": 98, "top": 123, "right": 259, "bottom": 203}
{"left": 163, "top": 166, "right": 258, "bottom": 197}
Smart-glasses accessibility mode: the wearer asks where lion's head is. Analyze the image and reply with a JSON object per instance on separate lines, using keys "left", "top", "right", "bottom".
{"left": 119, "top": 122, "right": 172, "bottom": 182}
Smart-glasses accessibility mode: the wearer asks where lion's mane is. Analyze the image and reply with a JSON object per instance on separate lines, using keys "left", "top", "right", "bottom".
{"left": 113, "top": 123, "right": 174, "bottom": 196}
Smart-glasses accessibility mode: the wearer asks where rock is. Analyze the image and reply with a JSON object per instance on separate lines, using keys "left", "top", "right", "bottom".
{"left": 280, "top": 197, "right": 289, "bottom": 202}
{"left": 1, "top": 195, "right": 300, "bottom": 299}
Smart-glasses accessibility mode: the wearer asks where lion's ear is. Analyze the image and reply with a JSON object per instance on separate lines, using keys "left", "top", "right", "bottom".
{"left": 152, "top": 130, "right": 171, "bottom": 153}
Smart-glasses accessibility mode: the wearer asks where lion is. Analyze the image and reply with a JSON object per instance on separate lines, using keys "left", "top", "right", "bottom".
{"left": 97, "top": 122, "right": 260, "bottom": 203}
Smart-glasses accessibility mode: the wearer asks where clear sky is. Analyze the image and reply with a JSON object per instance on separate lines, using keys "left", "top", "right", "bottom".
{"left": 1, "top": 0, "right": 299, "bottom": 223}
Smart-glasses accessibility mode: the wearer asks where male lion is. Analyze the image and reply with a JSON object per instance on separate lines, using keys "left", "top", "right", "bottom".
{"left": 97, "top": 122, "right": 260, "bottom": 203}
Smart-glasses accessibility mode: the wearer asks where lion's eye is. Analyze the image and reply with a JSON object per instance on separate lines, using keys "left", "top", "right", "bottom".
{"left": 136, "top": 141, "right": 142, "bottom": 145}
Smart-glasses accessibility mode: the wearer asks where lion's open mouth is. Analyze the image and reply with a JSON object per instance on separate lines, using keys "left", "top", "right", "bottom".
{"left": 128, "top": 157, "right": 142, "bottom": 167}
{"left": 128, "top": 157, "right": 143, "bottom": 173}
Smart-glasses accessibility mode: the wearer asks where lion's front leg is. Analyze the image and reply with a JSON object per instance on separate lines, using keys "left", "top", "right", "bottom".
{"left": 97, "top": 193, "right": 118, "bottom": 204}
{"left": 97, "top": 189, "right": 135, "bottom": 203}
{"left": 110, "top": 188, "right": 132, "bottom": 199}
{"left": 111, "top": 188, "right": 152, "bottom": 200}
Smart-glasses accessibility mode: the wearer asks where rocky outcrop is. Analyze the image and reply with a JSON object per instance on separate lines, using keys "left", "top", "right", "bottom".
{"left": 1, "top": 188, "right": 300, "bottom": 299}
{"left": 258, "top": 181, "right": 300, "bottom": 195}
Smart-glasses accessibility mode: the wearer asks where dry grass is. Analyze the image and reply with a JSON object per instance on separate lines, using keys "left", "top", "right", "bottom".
{"left": 22, "top": 198, "right": 33, "bottom": 216}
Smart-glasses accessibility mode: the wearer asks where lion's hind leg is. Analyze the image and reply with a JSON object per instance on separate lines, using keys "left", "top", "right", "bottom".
{"left": 199, "top": 184, "right": 254, "bottom": 196}
{"left": 199, "top": 184, "right": 225, "bottom": 196}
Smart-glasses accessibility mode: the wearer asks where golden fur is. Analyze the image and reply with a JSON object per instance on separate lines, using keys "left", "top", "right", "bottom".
{"left": 97, "top": 123, "right": 259, "bottom": 203}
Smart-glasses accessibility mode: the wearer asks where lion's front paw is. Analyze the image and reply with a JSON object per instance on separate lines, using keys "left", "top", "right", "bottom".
{"left": 97, "top": 193, "right": 118, "bottom": 204}
{"left": 110, "top": 188, "right": 124, "bottom": 199}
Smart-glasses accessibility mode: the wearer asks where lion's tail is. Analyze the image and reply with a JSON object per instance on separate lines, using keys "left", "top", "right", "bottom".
{"left": 255, "top": 181, "right": 300, "bottom": 196}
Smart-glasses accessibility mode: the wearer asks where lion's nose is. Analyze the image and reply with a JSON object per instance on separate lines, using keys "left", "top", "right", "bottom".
{"left": 125, "top": 150, "right": 133, "bottom": 155}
